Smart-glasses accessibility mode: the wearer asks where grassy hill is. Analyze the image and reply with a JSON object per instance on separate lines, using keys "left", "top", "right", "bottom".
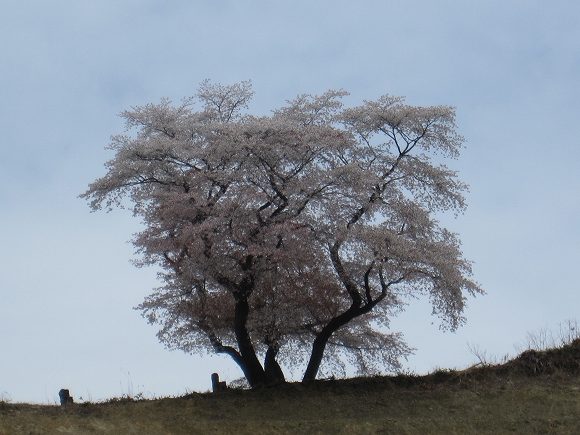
{"left": 2, "top": 340, "right": 579, "bottom": 434}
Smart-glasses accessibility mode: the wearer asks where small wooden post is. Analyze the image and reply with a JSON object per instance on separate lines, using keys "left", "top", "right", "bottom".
{"left": 58, "top": 389, "right": 74, "bottom": 406}
{"left": 211, "top": 373, "right": 227, "bottom": 393}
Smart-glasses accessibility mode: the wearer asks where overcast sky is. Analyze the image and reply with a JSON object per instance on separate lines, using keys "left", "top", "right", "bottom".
{"left": 1, "top": 0, "right": 579, "bottom": 404}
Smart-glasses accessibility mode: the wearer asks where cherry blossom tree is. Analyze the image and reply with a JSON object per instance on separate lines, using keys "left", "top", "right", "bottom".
{"left": 82, "top": 81, "right": 482, "bottom": 387}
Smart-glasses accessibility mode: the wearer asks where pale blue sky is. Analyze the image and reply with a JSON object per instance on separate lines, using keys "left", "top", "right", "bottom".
{"left": 1, "top": 0, "right": 579, "bottom": 403}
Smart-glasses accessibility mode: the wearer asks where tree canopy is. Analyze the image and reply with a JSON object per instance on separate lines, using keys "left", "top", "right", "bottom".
{"left": 82, "top": 81, "right": 482, "bottom": 387}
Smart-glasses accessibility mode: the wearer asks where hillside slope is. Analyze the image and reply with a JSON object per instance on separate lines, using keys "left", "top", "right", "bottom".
{"left": 2, "top": 341, "right": 579, "bottom": 434}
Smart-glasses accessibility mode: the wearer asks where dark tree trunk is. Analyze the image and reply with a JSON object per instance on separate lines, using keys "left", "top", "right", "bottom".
{"left": 233, "top": 294, "right": 267, "bottom": 387}
{"left": 302, "top": 305, "right": 370, "bottom": 382}
{"left": 264, "top": 346, "right": 285, "bottom": 384}
{"left": 303, "top": 241, "right": 383, "bottom": 382}
{"left": 302, "top": 330, "right": 333, "bottom": 382}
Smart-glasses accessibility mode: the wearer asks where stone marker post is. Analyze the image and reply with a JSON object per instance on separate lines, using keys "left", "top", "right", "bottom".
{"left": 58, "top": 389, "right": 73, "bottom": 406}
{"left": 211, "top": 373, "right": 227, "bottom": 393}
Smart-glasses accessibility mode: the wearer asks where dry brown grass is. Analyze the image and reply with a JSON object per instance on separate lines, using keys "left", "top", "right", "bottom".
{"left": 2, "top": 340, "right": 579, "bottom": 434}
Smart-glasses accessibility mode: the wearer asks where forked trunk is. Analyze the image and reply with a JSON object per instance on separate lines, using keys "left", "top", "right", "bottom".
{"left": 233, "top": 296, "right": 267, "bottom": 387}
